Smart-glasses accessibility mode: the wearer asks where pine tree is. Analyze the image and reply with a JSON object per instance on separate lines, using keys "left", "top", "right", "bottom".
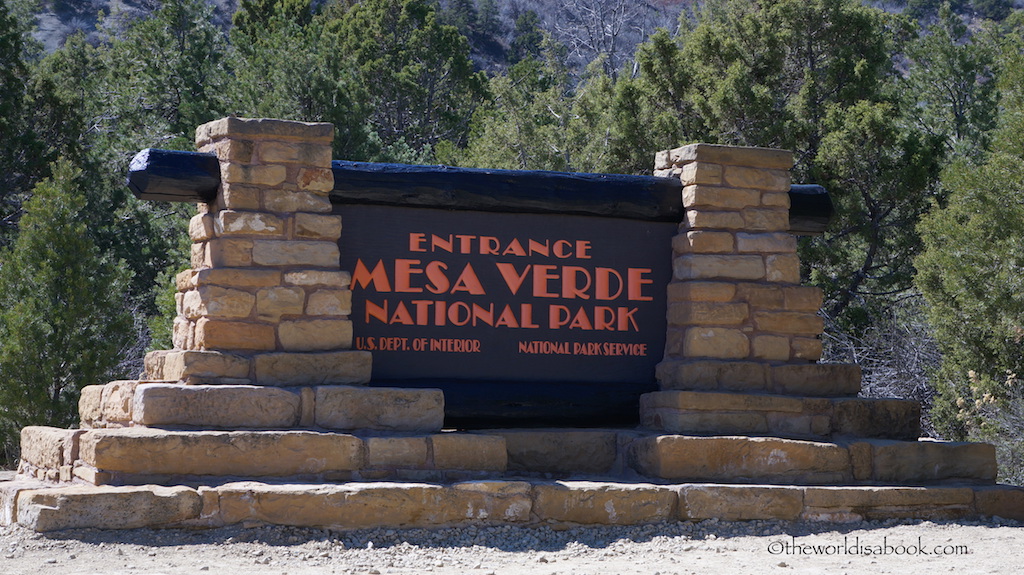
{"left": 0, "top": 160, "right": 135, "bottom": 462}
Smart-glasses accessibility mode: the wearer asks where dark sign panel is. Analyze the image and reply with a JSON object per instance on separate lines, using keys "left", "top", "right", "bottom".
{"left": 336, "top": 204, "right": 675, "bottom": 423}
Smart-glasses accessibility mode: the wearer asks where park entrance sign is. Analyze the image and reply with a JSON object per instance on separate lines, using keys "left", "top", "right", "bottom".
{"left": 127, "top": 132, "right": 832, "bottom": 426}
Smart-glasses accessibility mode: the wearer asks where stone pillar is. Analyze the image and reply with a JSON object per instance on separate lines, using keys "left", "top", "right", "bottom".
{"left": 654, "top": 144, "right": 837, "bottom": 392}
{"left": 144, "top": 118, "right": 371, "bottom": 386}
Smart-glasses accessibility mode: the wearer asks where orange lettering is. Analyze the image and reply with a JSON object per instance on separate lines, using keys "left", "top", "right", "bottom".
{"left": 394, "top": 259, "right": 423, "bottom": 293}
{"left": 595, "top": 268, "right": 624, "bottom": 300}
{"left": 553, "top": 240, "right": 572, "bottom": 258}
{"left": 480, "top": 236, "right": 500, "bottom": 255}
{"left": 549, "top": 305, "right": 570, "bottom": 329}
{"left": 352, "top": 260, "right": 391, "bottom": 292}
{"left": 562, "top": 266, "right": 591, "bottom": 299}
{"left": 568, "top": 307, "right": 593, "bottom": 330}
{"left": 627, "top": 268, "right": 653, "bottom": 301}
{"left": 502, "top": 239, "right": 527, "bottom": 256}
{"left": 496, "top": 263, "right": 530, "bottom": 295}
{"left": 533, "top": 265, "right": 558, "bottom": 298}
{"left": 425, "top": 261, "right": 450, "bottom": 294}
{"left": 389, "top": 301, "right": 414, "bottom": 324}
{"left": 409, "top": 233, "right": 426, "bottom": 252}
{"left": 451, "top": 263, "right": 485, "bottom": 295}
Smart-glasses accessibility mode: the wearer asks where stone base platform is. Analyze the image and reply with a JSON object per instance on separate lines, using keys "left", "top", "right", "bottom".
{"left": 3, "top": 476, "right": 1023, "bottom": 532}
{"left": 19, "top": 426, "right": 997, "bottom": 488}
{"left": 640, "top": 390, "right": 921, "bottom": 440}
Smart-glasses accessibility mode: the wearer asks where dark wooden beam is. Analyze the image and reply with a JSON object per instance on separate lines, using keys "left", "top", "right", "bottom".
{"left": 127, "top": 148, "right": 220, "bottom": 203}
{"left": 127, "top": 149, "right": 833, "bottom": 234}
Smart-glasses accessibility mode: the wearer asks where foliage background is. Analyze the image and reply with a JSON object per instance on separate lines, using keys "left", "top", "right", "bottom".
{"left": 2, "top": 0, "right": 1024, "bottom": 480}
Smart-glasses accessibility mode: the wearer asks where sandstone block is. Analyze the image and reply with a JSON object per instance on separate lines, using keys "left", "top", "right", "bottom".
{"left": 736, "top": 232, "right": 796, "bottom": 254}
{"left": 673, "top": 254, "right": 765, "bottom": 281}
{"left": 101, "top": 380, "right": 140, "bottom": 424}
{"left": 190, "top": 242, "right": 206, "bottom": 269}
{"left": 669, "top": 302, "right": 748, "bottom": 326}
{"left": 314, "top": 386, "right": 444, "bottom": 432}
{"left": 188, "top": 214, "right": 215, "bottom": 241}
{"left": 743, "top": 208, "right": 790, "bottom": 232}
{"left": 194, "top": 318, "right": 276, "bottom": 351}
{"left": 832, "top": 399, "right": 920, "bottom": 440}
{"left": 17, "top": 485, "right": 202, "bottom": 532}
{"left": 680, "top": 485, "right": 802, "bottom": 521}
{"left": 20, "top": 427, "right": 79, "bottom": 469}
{"left": 133, "top": 383, "right": 301, "bottom": 428}
{"left": 258, "top": 141, "right": 332, "bottom": 166}
{"left": 79, "top": 386, "right": 104, "bottom": 427}
{"left": 655, "top": 360, "right": 768, "bottom": 392}
{"left": 672, "top": 230, "right": 734, "bottom": 254}
{"left": 198, "top": 138, "right": 254, "bottom": 163}
{"left": 279, "top": 319, "right": 352, "bottom": 351}
{"left": 765, "top": 253, "right": 801, "bottom": 283}
{"left": 256, "top": 287, "right": 305, "bottom": 321}
{"left": 298, "top": 167, "right": 334, "bottom": 192}
{"left": 753, "top": 311, "right": 824, "bottom": 335}
{"left": 735, "top": 283, "right": 784, "bottom": 307}
{"left": 802, "top": 486, "right": 975, "bottom": 521}
{"left": 285, "top": 270, "right": 352, "bottom": 288}
{"left": 150, "top": 349, "right": 251, "bottom": 381}
{"left": 974, "top": 486, "right": 1024, "bottom": 520}
{"left": 783, "top": 286, "right": 824, "bottom": 311}
{"left": 631, "top": 435, "right": 850, "bottom": 483}
{"left": 533, "top": 482, "right": 677, "bottom": 525}
{"left": 491, "top": 430, "right": 619, "bottom": 474}
{"left": 680, "top": 162, "right": 723, "bottom": 186}
{"left": 770, "top": 364, "right": 861, "bottom": 396}
{"left": 723, "top": 166, "right": 790, "bottom": 191}
{"left": 663, "top": 144, "right": 794, "bottom": 170}
{"left": 215, "top": 184, "right": 262, "bottom": 211}
{"left": 206, "top": 238, "right": 254, "bottom": 267}
{"left": 194, "top": 268, "right": 281, "bottom": 288}
{"left": 295, "top": 213, "right": 342, "bottom": 240}
{"left": 172, "top": 317, "right": 191, "bottom": 351}
{"left": 870, "top": 440, "right": 996, "bottom": 483}
{"left": 215, "top": 210, "right": 284, "bottom": 237}
{"left": 262, "top": 189, "right": 333, "bottom": 213}
{"left": 684, "top": 210, "right": 745, "bottom": 230}
{"left": 752, "top": 335, "right": 791, "bottom": 361}
{"left": 761, "top": 191, "right": 791, "bottom": 208}
{"left": 176, "top": 269, "right": 196, "bottom": 292}
{"left": 682, "top": 327, "right": 749, "bottom": 359}
{"left": 367, "top": 437, "right": 430, "bottom": 469}
{"left": 253, "top": 351, "right": 371, "bottom": 386}
{"left": 431, "top": 434, "right": 506, "bottom": 471}
{"left": 182, "top": 286, "right": 256, "bottom": 319}
{"left": 217, "top": 480, "right": 529, "bottom": 529}
{"left": 682, "top": 185, "right": 760, "bottom": 209}
{"left": 252, "top": 240, "right": 339, "bottom": 268}
{"left": 79, "top": 428, "right": 364, "bottom": 476}
{"left": 222, "top": 163, "right": 287, "bottom": 187}
{"left": 306, "top": 289, "right": 352, "bottom": 316}
{"left": 666, "top": 281, "right": 736, "bottom": 303}
{"left": 196, "top": 118, "right": 333, "bottom": 146}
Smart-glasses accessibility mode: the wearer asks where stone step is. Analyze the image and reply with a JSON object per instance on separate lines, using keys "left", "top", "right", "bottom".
{"left": 19, "top": 427, "right": 507, "bottom": 486}
{"left": 656, "top": 361, "right": 862, "bottom": 397}
{"left": 21, "top": 427, "right": 998, "bottom": 488}
{"left": 3, "top": 477, "right": 1022, "bottom": 532}
{"left": 640, "top": 390, "right": 920, "bottom": 440}
{"left": 632, "top": 435, "right": 997, "bottom": 485}
{"left": 79, "top": 381, "right": 444, "bottom": 433}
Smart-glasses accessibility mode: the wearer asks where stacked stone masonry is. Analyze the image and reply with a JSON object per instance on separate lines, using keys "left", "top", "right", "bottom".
{"left": 155, "top": 117, "right": 371, "bottom": 386}
{"left": 656, "top": 143, "right": 823, "bottom": 369}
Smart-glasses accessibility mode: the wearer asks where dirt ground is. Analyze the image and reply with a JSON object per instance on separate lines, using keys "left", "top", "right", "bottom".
{"left": 1, "top": 517, "right": 1021, "bottom": 575}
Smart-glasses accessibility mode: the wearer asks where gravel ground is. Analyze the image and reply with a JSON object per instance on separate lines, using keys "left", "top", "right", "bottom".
{"left": 1, "top": 517, "right": 1022, "bottom": 575}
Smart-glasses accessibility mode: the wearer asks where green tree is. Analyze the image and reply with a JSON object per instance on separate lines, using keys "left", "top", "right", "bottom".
{"left": 916, "top": 17, "right": 1024, "bottom": 461}
{"left": 0, "top": 160, "right": 134, "bottom": 462}
{"left": 328, "top": 0, "right": 488, "bottom": 160}
{"left": 0, "top": 0, "right": 47, "bottom": 246}
{"left": 509, "top": 10, "right": 544, "bottom": 63}
{"left": 904, "top": 4, "right": 998, "bottom": 162}
{"left": 228, "top": 1, "right": 370, "bottom": 159}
